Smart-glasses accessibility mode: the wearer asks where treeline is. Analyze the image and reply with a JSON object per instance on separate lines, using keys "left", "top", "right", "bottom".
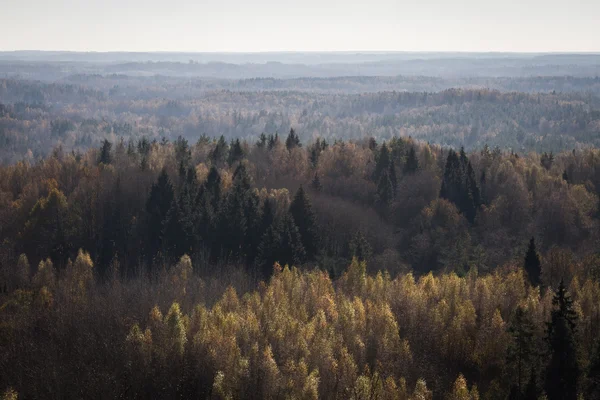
{"left": 2, "top": 131, "right": 600, "bottom": 282}
{"left": 2, "top": 78, "right": 600, "bottom": 162}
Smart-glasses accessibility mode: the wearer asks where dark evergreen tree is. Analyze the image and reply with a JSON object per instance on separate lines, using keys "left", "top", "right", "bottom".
{"left": 368, "top": 137, "right": 378, "bottom": 151}
{"left": 285, "top": 128, "right": 301, "bottom": 151}
{"left": 563, "top": 169, "right": 570, "bottom": 183}
{"left": 145, "top": 169, "right": 174, "bottom": 266}
{"left": 373, "top": 143, "right": 391, "bottom": 183}
{"left": 311, "top": 172, "right": 323, "bottom": 192}
{"left": 267, "top": 133, "right": 279, "bottom": 150}
{"left": 164, "top": 167, "right": 199, "bottom": 261}
{"left": 243, "top": 190, "right": 262, "bottom": 265}
{"left": 507, "top": 307, "right": 536, "bottom": 396}
{"left": 403, "top": 146, "right": 420, "bottom": 175}
{"left": 541, "top": 152, "right": 554, "bottom": 170}
{"left": 163, "top": 198, "right": 188, "bottom": 261}
{"left": 99, "top": 139, "right": 112, "bottom": 165}
{"left": 255, "top": 213, "right": 306, "bottom": 279}
{"left": 259, "top": 198, "right": 276, "bottom": 238}
{"left": 480, "top": 169, "right": 487, "bottom": 205}
{"left": 524, "top": 237, "right": 542, "bottom": 287}
{"left": 228, "top": 138, "right": 245, "bottom": 166}
{"left": 174, "top": 136, "right": 191, "bottom": 176}
{"left": 349, "top": 231, "right": 372, "bottom": 262}
{"left": 376, "top": 170, "right": 394, "bottom": 207}
{"left": 545, "top": 279, "right": 579, "bottom": 400}
{"left": 204, "top": 166, "right": 222, "bottom": 209}
{"left": 466, "top": 162, "right": 481, "bottom": 208}
{"left": 308, "top": 138, "right": 328, "bottom": 167}
{"left": 440, "top": 149, "right": 479, "bottom": 223}
{"left": 211, "top": 135, "right": 228, "bottom": 165}
{"left": 389, "top": 159, "right": 398, "bottom": 196}
{"left": 257, "top": 133, "right": 267, "bottom": 149}
{"left": 98, "top": 178, "right": 126, "bottom": 278}
{"left": 217, "top": 164, "right": 252, "bottom": 259}
{"left": 289, "top": 186, "right": 319, "bottom": 260}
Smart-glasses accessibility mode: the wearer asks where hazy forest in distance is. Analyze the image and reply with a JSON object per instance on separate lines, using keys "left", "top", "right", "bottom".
{"left": 1, "top": 51, "right": 600, "bottom": 400}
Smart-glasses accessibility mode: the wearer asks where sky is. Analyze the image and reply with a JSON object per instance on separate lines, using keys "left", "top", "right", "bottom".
{"left": 1, "top": 0, "right": 599, "bottom": 52}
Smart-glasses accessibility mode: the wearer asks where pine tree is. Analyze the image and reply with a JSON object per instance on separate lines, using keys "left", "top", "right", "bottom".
{"left": 99, "top": 139, "right": 112, "bottom": 165}
{"left": 524, "top": 237, "right": 542, "bottom": 287}
{"left": 562, "top": 169, "right": 570, "bottom": 183}
{"left": 545, "top": 279, "right": 579, "bottom": 400}
{"left": 289, "top": 186, "right": 319, "bottom": 260}
{"left": 404, "top": 146, "right": 420, "bottom": 175}
{"left": 507, "top": 307, "right": 536, "bottom": 396}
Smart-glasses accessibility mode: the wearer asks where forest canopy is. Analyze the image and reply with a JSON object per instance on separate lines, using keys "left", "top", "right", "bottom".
{"left": 2, "top": 53, "right": 600, "bottom": 399}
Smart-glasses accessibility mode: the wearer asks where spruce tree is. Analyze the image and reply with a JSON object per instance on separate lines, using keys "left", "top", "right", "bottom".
{"left": 289, "top": 186, "right": 319, "bottom": 260}
{"left": 255, "top": 213, "right": 305, "bottom": 279}
{"left": 545, "top": 279, "right": 579, "bottom": 400}
{"left": 211, "top": 135, "right": 229, "bottom": 165}
{"left": 163, "top": 198, "right": 188, "bottom": 261}
{"left": 376, "top": 170, "right": 394, "bottom": 206}
{"left": 440, "top": 149, "right": 480, "bottom": 224}
{"left": 389, "top": 159, "right": 398, "bottom": 196}
{"left": 218, "top": 164, "right": 252, "bottom": 259}
{"left": 311, "top": 172, "right": 323, "bottom": 192}
{"left": 349, "top": 231, "right": 372, "bottom": 262}
{"left": 285, "top": 128, "right": 301, "bottom": 151}
{"left": 145, "top": 169, "right": 174, "bottom": 266}
{"left": 267, "top": 133, "right": 279, "bottom": 150}
{"left": 99, "top": 139, "right": 112, "bottom": 165}
{"left": 243, "top": 190, "right": 262, "bottom": 265}
{"left": 403, "top": 146, "right": 420, "bottom": 175}
{"left": 373, "top": 143, "right": 391, "bottom": 183}
{"left": 174, "top": 136, "right": 191, "bottom": 176}
{"left": 228, "top": 138, "right": 245, "bottom": 166}
{"left": 524, "top": 237, "right": 542, "bottom": 287}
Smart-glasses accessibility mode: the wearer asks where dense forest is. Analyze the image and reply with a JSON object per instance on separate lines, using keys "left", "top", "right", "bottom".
{"left": 1, "top": 131, "right": 600, "bottom": 399}
{"left": 2, "top": 52, "right": 600, "bottom": 399}
{"left": 2, "top": 77, "right": 600, "bottom": 163}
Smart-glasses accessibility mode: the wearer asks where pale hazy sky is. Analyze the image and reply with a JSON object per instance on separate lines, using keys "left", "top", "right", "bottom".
{"left": 0, "top": 0, "right": 599, "bottom": 52}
